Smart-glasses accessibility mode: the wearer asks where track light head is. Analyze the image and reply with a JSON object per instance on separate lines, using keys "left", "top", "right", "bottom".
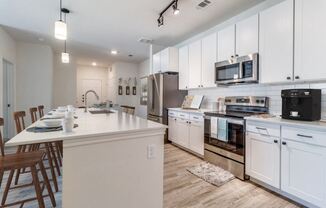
{"left": 172, "top": 1, "right": 180, "bottom": 15}
{"left": 158, "top": 15, "right": 164, "bottom": 27}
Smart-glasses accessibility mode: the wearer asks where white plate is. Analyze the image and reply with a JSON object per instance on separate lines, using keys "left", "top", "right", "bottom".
{"left": 40, "top": 119, "right": 62, "bottom": 128}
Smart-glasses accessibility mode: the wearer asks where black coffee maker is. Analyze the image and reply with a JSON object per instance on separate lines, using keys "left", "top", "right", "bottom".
{"left": 281, "top": 89, "right": 321, "bottom": 121}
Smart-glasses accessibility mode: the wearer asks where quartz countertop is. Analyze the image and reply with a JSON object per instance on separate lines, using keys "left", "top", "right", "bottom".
{"left": 6, "top": 109, "right": 167, "bottom": 147}
{"left": 168, "top": 108, "right": 212, "bottom": 115}
{"left": 245, "top": 115, "right": 326, "bottom": 131}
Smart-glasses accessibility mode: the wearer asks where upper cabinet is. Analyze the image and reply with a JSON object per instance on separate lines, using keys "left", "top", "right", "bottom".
{"left": 294, "top": 0, "right": 326, "bottom": 81}
{"left": 259, "top": 0, "right": 294, "bottom": 84}
{"left": 201, "top": 33, "right": 217, "bottom": 88}
{"left": 152, "top": 47, "right": 179, "bottom": 74}
{"left": 217, "top": 25, "right": 236, "bottom": 62}
{"left": 188, "top": 40, "right": 202, "bottom": 89}
{"left": 178, "top": 46, "right": 189, "bottom": 90}
{"left": 236, "top": 14, "right": 259, "bottom": 57}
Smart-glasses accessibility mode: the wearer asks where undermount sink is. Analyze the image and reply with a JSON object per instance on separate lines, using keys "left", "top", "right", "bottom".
{"left": 89, "top": 109, "right": 115, "bottom": 114}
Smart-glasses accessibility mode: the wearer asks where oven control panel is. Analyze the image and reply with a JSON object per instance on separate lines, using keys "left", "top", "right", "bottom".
{"left": 224, "top": 96, "right": 269, "bottom": 107}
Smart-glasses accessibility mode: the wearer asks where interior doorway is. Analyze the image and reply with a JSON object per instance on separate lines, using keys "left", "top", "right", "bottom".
{"left": 2, "top": 59, "right": 15, "bottom": 140}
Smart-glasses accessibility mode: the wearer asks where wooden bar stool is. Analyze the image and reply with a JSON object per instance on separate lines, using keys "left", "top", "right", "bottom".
{"left": 38, "top": 105, "right": 44, "bottom": 118}
{"left": 14, "top": 111, "right": 59, "bottom": 192}
{"left": 0, "top": 117, "right": 56, "bottom": 208}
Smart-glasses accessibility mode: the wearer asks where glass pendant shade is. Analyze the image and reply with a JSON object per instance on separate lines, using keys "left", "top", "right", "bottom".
{"left": 61, "top": 52, "right": 70, "bottom": 63}
{"left": 55, "top": 20, "right": 67, "bottom": 40}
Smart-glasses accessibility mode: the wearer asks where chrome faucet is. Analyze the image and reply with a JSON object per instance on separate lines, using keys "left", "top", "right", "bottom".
{"left": 84, "top": 90, "right": 99, "bottom": 112}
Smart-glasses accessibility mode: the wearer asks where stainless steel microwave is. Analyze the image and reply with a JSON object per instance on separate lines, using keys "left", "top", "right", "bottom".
{"left": 215, "top": 53, "right": 259, "bottom": 85}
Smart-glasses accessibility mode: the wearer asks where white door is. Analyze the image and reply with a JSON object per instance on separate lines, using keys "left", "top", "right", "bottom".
{"left": 168, "top": 116, "right": 177, "bottom": 143}
{"left": 2, "top": 59, "right": 15, "bottom": 140}
{"left": 201, "top": 33, "right": 217, "bottom": 88}
{"left": 160, "top": 48, "right": 169, "bottom": 72}
{"left": 80, "top": 79, "right": 102, "bottom": 107}
{"left": 152, "top": 52, "right": 161, "bottom": 74}
{"left": 217, "top": 24, "right": 235, "bottom": 62}
{"left": 281, "top": 139, "right": 326, "bottom": 208}
{"left": 178, "top": 46, "right": 189, "bottom": 90}
{"left": 294, "top": 0, "right": 326, "bottom": 81}
{"left": 176, "top": 118, "right": 189, "bottom": 148}
{"left": 188, "top": 120, "right": 204, "bottom": 156}
{"left": 236, "top": 14, "right": 259, "bottom": 56}
{"left": 188, "top": 40, "right": 202, "bottom": 89}
{"left": 259, "top": 0, "right": 294, "bottom": 84}
{"left": 246, "top": 132, "right": 280, "bottom": 188}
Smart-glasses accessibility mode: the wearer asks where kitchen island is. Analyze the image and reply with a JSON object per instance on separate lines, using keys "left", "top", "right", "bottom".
{"left": 6, "top": 109, "right": 167, "bottom": 208}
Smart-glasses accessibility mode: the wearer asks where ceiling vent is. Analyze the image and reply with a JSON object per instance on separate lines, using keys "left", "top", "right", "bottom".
{"left": 196, "top": 0, "right": 212, "bottom": 9}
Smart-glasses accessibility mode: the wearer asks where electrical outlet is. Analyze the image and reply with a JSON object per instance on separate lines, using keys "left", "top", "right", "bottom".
{"left": 147, "top": 144, "right": 156, "bottom": 159}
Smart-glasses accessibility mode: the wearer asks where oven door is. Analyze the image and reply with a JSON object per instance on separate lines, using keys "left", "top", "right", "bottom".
{"left": 204, "top": 116, "right": 245, "bottom": 156}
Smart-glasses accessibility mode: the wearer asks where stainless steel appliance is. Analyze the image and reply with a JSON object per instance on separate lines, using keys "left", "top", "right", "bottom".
{"left": 204, "top": 96, "right": 269, "bottom": 180}
{"left": 215, "top": 53, "right": 259, "bottom": 85}
{"left": 281, "top": 89, "right": 321, "bottom": 121}
{"left": 147, "top": 72, "right": 187, "bottom": 126}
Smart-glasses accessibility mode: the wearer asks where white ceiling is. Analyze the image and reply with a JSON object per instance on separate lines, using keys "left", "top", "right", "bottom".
{"left": 0, "top": 0, "right": 265, "bottom": 67}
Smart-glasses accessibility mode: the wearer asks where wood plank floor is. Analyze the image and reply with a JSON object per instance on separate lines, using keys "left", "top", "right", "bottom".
{"left": 164, "top": 144, "right": 302, "bottom": 208}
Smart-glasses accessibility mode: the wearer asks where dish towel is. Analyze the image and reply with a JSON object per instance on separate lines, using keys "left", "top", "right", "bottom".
{"left": 210, "top": 117, "right": 218, "bottom": 139}
{"left": 217, "top": 118, "right": 228, "bottom": 142}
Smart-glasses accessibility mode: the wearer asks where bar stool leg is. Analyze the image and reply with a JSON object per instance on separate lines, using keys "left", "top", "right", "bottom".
{"left": 45, "top": 143, "right": 59, "bottom": 192}
{"left": 49, "top": 143, "right": 61, "bottom": 176}
{"left": 31, "top": 165, "right": 45, "bottom": 208}
{"left": 0, "top": 170, "right": 4, "bottom": 189}
{"left": 39, "top": 161, "right": 56, "bottom": 207}
{"left": 1, "top": 170, "right": 15, "bottom": 206}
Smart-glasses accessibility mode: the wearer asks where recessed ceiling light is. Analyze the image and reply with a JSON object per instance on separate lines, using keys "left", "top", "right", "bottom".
{"left": 111, "top": 50, "right": 118, "bottom": 55}
{"left": 92, "top": 62, "right": 97, "bottom": 66}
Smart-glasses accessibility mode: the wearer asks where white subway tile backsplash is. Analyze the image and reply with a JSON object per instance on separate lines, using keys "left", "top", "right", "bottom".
{"left": 190, "top": 82, "right": 326, "bottom": 117}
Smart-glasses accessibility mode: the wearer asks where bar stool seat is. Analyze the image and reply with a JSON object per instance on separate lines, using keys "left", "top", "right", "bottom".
{"left": 0, "top": 151, "right": 45, "bottom": 170}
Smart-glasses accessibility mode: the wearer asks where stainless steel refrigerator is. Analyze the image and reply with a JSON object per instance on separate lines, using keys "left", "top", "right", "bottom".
{"left": 147, "top": 72, "right": 187, "bottom": 127}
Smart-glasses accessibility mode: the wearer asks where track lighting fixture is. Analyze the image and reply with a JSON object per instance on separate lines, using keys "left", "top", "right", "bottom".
{"left": 157, "top": 0, "right": 180, "bottom": 27}
{"left": 55, "top": 0, "right": 70, "bottom": 40}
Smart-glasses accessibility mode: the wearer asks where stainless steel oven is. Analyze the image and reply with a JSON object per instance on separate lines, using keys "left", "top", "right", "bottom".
{"left": 215, "top": 53, "right": 259, "bottom": 85}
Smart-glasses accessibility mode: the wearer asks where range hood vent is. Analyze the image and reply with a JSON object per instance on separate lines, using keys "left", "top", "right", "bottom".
{"left": 196, "top": 0, "right": 212, "bottom": 9}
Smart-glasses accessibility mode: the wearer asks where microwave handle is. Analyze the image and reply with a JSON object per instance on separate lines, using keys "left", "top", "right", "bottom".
{"left": 239, "top": 60, "right": 243, "bottom": 79}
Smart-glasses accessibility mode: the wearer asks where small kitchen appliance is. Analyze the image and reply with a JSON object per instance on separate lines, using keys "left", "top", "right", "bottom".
{"left": 281, "top": 89, "right": 321, "bottom": 121}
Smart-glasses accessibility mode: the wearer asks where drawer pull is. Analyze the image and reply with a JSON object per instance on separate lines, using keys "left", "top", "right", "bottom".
{"left": 193, "top": 116, "right": 199, "bottom": 119}
{"left": 297, "top": 134, "right": 313, "bottom": 139}
{"left": 256, "top": 127, "right": 267, "bottom": 131}
{"left": 274, "top": 140, "right": 278, "bottom": 143}
{"left": 282, "top": 141, "right": 287, "bottom": 145}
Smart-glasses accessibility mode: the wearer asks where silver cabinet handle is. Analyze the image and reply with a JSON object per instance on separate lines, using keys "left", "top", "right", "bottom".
{"left": 297, "top": 134, "right": 313, "bottom": 139}
{"left": 256, "top": 127, "right": 267, "bottom": 131}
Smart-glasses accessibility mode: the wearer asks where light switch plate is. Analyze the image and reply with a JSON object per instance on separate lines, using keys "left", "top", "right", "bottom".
{"left": 147, "top": 144, "right": 156, "bottom": 159}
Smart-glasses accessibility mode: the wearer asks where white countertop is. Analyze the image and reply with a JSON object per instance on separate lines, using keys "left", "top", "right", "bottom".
{"left": 168, "top": 108, "right": 211, "bottom": 115}
{"left": 245, "top": 115, "right": 326, "bottom": 131}
{"left": 6, "top": 109, "right": 167, "bottom": 147}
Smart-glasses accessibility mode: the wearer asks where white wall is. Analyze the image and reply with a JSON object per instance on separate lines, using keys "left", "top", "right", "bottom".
{"left": 53, "top": 53, "right": 77, "bottom": 107}
{"left": 16, "top": 42, "right": 53, "bottom": 124}
{"left": 137, "top": 59, "right": 150, "bottom": 118}
{"left": 0, "top": 26, "right": 16, "bottom": 118}
{"left": 76, "top": 65, "right": 108, "bottom": 107}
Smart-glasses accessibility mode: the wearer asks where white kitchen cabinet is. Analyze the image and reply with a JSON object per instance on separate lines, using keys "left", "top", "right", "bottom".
{"left": 246, "top": 132, "right": 280, "bottom": 188}
{"left": 217, "top": 24, "right": 235, "bottom": 62}
{"left": 176, "top": 118, "right": 190, "bottom": 148}
{"left": 201, "top": 33, "right": 217, "bottom": 88}
{"left": 281, "top": 139, "right": 326, "bottom": 208}
{"left": 188, "top": 40, "right": 202, "bottom": 89}
{"left": 294, "top": 0, "right": 326, "bottom": 81}
{"left": 178, "top": 46, "right": 189, "bottom": 90}
{"left": 236, "top": 14, "right": 259, "bottom": 57}
{"left": 259, "top": 0, "right": 294, "bottom": 84}
{"left": 189, "top": 119, "right": 204, "bottom": 156}
{"left": 168, "top": 116, "right": 178, "bottom": 143}
{"left": 152, "top": 47, "right": 179, "bottom": 74}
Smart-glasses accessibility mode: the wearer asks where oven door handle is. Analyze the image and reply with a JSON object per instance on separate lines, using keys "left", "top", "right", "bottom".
{"left": 204, "top": 116, "right": 244, "bottom": 125}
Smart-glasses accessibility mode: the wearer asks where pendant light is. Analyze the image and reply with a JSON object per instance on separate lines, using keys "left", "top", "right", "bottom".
{"left": 61, "top": 41, "right": 70, "bottom": 63}
{"left": 55, "top": 0, "right": 68, "bottom": 40}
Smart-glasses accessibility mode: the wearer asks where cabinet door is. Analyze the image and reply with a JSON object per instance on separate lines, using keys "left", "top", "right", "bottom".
{"left": 188, "top": 40, "right": 202, "bottom": 89}
{"left": 168, "top": 117, "right": 177, "bottom": 143}
{"left": 153, "top": 52, "right": 161, "bottom": 74}
{"left": 236, "top": 14, "right": 259, "bottom": 56}
{"left": 294, "top": 0, "right": 326, "bottom": 81}
{"left": 176, "top": 118, "right": 189, "bottom": 148}
{"left": 281, "top": 139, "right": 326, "bottom": 208}
{"left": 259, "top": 0, "right": 294, "bottom": 84}
{"left": 189, "top": 120, "right": 204, "bottom": 156}
{"left": 160, "top": 48, "right": 169, "bottom": 72}
{"left": 178, "top": 46, "right": 189, "bottom": 90}
{"left": 246, "top": 132, "right": 280, "bottom": 188}
{"left": 201, "top": 33, "right": 217, "bottom": 88}
{"left": 217, "top": 24, "right": 235, "bottom": 62}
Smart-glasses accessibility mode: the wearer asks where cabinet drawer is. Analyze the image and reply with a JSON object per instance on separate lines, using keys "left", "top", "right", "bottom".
{"left": 168, "top": 111, "right": 178, "bottom": 117}
{"left": 189, "top": 114, "right": 204, "bottom": 122}
{"left": 246, "top": 121, "right": 281, "bottom": 137}
{"left": 282, "top": 126, "right": 326, "bottom": 147}
{"left": 177, "top": 112, "right": 189, "bottom": 119}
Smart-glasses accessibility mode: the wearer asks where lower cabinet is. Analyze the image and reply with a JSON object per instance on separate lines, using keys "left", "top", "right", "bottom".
{"left": 246, "top": 132, "right": 280, "bottom": 188}
{"left": 168, "top": 111, "right": 204, "bottom": 156}
{"left": 281, "top": 139, "right": 326, "bottom": 208}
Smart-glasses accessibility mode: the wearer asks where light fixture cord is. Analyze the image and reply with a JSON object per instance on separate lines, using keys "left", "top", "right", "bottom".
{"left": 59, "top": 0, "right": 62, "bottom": 20}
